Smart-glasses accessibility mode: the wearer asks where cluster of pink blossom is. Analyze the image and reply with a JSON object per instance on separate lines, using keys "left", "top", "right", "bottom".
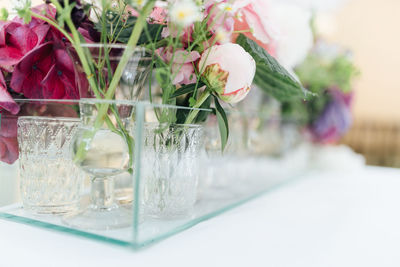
{"left": 153, "top": 0, "right": 277, "bottom": 103}
{"left": 0, "top": 4, "right": 93, "bottom": 116}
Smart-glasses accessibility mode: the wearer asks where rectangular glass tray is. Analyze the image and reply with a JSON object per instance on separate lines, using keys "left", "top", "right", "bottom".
{"left": 0, "top": 99, "right": 310, "bottom": 249}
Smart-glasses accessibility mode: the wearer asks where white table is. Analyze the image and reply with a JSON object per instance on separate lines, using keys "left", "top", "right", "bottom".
{"left": 1, "top": 166, "right": 400, "bottom": 267}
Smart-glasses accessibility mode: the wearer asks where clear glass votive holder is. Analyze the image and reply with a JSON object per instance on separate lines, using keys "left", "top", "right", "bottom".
{"left": 141, "top": 123, "right": 204, "bottom": 219}
{"left": 18, "top": 117, "right": 85, "bottom": 214}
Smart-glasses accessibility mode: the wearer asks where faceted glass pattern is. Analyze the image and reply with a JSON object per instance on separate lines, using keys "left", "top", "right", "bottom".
{"left": 142, "top": 124, "right": 204, "bottom": 219}
{"left": 18, "top": 117, "right": 85, "bottom": 214}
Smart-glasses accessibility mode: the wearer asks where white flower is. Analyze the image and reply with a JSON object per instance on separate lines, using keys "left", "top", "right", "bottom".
{"left": 131, "top": 0, "right": 149, "bottom": 9}
{"left": 12, "top": 0, "right": 29, "bottom": 10}
{"left": 169, "top": 0, "right": 201, "bottom": 27}
{"left": 268, "top": 1, "right": 313, "bottom": 69}
{"left": 199, "top": 43, "right": 256, "bottom": 104}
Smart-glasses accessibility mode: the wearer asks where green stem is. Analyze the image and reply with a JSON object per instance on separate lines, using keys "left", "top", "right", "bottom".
{"left": 30, "top": 12, "right": 75, "bottom": 44}
{"left": 185, "top": 90, "right": 211, "bottom": 125}
{"left": 73, "top": 1, "right": 155, "bottom": 163}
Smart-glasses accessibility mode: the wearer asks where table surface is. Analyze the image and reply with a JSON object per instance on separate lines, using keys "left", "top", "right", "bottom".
{"left": 1, "top": 166, "right": 400, "bottom": 267}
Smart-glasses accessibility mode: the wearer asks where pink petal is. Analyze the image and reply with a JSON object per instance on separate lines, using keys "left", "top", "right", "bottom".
{"left": 10, "top": 42, "right": 54, "bottom": 97}
{"left": 172, "top": 63, "right": 197, "bottom": 85}
{"left": 32, "top": 24, "right": 50, "bottom": 44}
{"left": 41, "top": 63, "right": 78, "bottom": 100}
{"left": 8, "top": 25, "right": 39, "bottom": 54}
{"left": 0, "top": 47, "right": 24, "bottom": 67}
{"left": 0, "top": 136, "right": 19, "bottom": 164}
{"left": 0, "top": 72, "right": 19, "bottom": 114}
{"left": 0, "top": 21, "right": 7, "bottom": 46}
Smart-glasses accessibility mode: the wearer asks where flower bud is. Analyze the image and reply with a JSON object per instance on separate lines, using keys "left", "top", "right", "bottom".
{"left": 199, "top": 43, "right": 256, "bottom": 103}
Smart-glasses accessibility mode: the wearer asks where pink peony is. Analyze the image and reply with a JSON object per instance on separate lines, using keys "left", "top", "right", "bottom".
{"left": 199, "top": 43, "right": 255, "bottom": 103}
{"left": 233, "top": 0, "right": 278, "bottom": 56}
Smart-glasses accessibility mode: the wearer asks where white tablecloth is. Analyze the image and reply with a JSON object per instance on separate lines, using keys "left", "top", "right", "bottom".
{"left": 1, "top": 166, "right": 400, "bottom": 267}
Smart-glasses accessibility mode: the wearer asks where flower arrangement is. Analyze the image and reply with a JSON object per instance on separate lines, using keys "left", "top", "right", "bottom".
{"left": 281, "top": 41, "right": 359, "bottom": 143}
{"left": 0, "top": 0, "right": 309, "bottom": 164}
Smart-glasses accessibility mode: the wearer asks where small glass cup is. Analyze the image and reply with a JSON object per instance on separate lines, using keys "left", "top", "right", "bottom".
{"left": 141, "top": 123, "right": 204, "bottom": 219}
{"left": 18, "top": 117, "right": 85, "bottom": 214}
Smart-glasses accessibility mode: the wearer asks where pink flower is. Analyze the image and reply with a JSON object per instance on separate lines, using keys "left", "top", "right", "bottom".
{"left": 0, "top": 75, "right": 18, "bottom": 115}
{"left": 10, "top": 42, "right": 54, "bottom": 98}
{"left": 41, "top": 49, "right": 79, "bottom": 99}
{"left": 0, "top": 21, "right": 50, "bottom": 71}
{"left": 233, "top": 0, "right": 278, "bottom": 56}
{"left": 0, "top": 71, "right": 19, "bottom": 114}
{"left": 149, "top": 6, "right": 168, "bottom": 24}
{"left": 199, "top": 43, "right": 255, "bottom": 103}
{"left": 158, "top": 48, "right": 200, "bottom": 85}
{"left": 0, "top": 113, "right": 18, "bottom": 164}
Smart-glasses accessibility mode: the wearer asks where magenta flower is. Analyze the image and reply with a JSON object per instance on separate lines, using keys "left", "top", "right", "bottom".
{"left": 0, "top": 113, "right": 18, "bottom": 164}
{"left": 0, "top": 71, "right": 19, "bottom": 114}
{"left": 10, "top": 42, "right": 54, "bottom": 98}
{"left": 41, "top": 49, "right": 79, "bottom": 99}
{"left": 0, "top": 21, "right": 50, "bottom": 71}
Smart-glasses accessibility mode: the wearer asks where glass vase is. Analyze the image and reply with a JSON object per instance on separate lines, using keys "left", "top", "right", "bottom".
{"left": 141, "top": 123, "right": 204, "bottom": 219}
{"left": 63, "top": 100, "right": 135, "bottom": 230}
{"left": 70, "top": 44, "right": 151, "bottom": 101}
{"left": 17, "top": 117, "right": 84, "bottom": 214}
{"left": 69, "top": 43, "right": 152, "bottom": 205}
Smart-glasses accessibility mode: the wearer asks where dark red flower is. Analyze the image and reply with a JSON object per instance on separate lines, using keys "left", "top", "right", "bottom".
{"left": 41, "top": 49, "right": 79, "bottom": 99}
{"left": 10, "top": 42, "right": 54, "bottom": 98}
{"left": 0, "top": 20, "right": 50, "bottom": 71}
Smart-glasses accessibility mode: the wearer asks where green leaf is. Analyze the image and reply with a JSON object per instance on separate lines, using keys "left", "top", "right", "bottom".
{"left": 14, "top": 0, "right": 32, "bottom": 24}
{"left": 175, "top": 93, "right": 211, "bottom": 124}
{"left": 214, "top": 96, "right": 229, "bottom": 152}
{"left": 0, "top": 8, "right": 9, "bottom": 21}
{"left": 170, "top": 81, "right": 206, "bottom": 99}
{"left": 96, "top": 14, "right": 166, "bottom": 45}
{"left": 170, "top": 83, "right": 199, "bottom": 99}
{"left": 236, "top": 34, "right": 314, "bottom": 102}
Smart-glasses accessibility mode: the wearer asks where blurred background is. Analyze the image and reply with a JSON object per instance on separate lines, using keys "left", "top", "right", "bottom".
{"left": 313, "top": 0, "right": 400, "bottom": 167}
{"left": 1, "top": 0, "right": 399, "bottom": 167}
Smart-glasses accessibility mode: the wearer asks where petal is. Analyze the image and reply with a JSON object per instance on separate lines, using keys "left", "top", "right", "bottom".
{"left": 0, "top": 21, "right": 7, "bottom": 46}
{"left": 32, "top": 24, "right": 50, "bottom": 44}
{"left": 54, "top": 49, "right": 74, "bottom": 73}
{"left": 0, "top": 136, "right": 19, "bottom": 164}
{"left": 10, "top": 42, "right": 54, "bottom": 96}
{"left": 0, "top": 113, "right": 19, "bottom": 164}
{"left": 41, "top": 64, "right": 79, "bottom": 99}
{"left": 0, "top": 72, "right": 19, "bottom": 114}
{"left": 8, "top": 25, "right": 39, "bottom": 54}
{"left": 0, "top": 47, "right": 24, "bottom": 67}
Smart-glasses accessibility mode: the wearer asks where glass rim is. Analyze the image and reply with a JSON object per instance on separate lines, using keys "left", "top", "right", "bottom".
{"left": 80, "top": 43, "right": 143, "bottom": 50}
{"left": 12, "top": 99, "right": 213, "bottom": 113}
{"left": 17, "top": 116, "right": 80, "bottom": 122}
{"left": 79, "top": 43, "right": 152, "bottom": 56}
{"left": 143, "top": 122, "right": 204, "bottom": 129}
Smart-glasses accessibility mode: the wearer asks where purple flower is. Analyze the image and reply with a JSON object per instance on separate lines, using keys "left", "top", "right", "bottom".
{"left": 310, "top": 88, "right": 353, "bottom": 143}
